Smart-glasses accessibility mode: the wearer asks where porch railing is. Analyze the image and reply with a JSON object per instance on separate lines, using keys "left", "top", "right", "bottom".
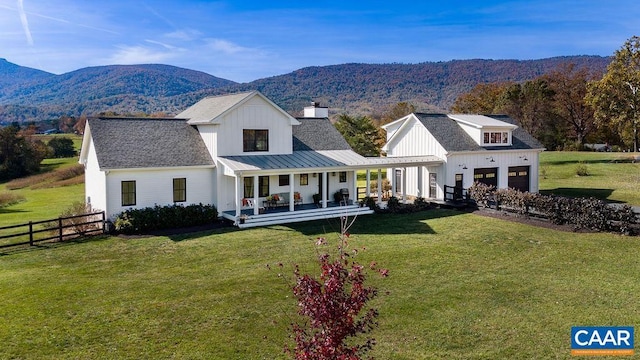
{"left": 444, "top": 185, "right": 469, "bottom": 202}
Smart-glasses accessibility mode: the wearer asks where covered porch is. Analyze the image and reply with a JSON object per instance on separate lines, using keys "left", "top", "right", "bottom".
{"left": 217, "top": 151, "right": 443, "bottom": 228}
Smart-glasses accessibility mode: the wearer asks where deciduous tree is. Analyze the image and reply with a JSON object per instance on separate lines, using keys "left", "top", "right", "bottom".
{"left": 587, "top": 36, "right": 640, "bottom": 152}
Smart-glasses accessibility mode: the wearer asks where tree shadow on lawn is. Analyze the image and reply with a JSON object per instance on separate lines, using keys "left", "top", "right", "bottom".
{"left": 0, "top": 208, "right": 29, "bottom": 214}
{"left": 540, "top": 188, "right": 623, "bottom": 203}
{"left": 282, "top": 209, "right": 466, "bottom": 236}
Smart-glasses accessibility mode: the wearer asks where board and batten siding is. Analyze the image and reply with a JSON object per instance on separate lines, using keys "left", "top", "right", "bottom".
{"left": 83, "top": 137, "right": 107, "bottom": 214}
{"left": 446, "top": 151, "right": 540, "bottom": 192}
{"left": 215, "top": 96, "right": 293, "bottom": 156}
{"left": 385, "top": 118, "right": 447, "bottom": 199}
{"left": 103, "top": 167, "right": 214, "bottom": 219}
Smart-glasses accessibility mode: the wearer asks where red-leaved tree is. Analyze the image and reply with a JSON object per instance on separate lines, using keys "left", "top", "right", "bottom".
{"left": 286, "top": 215, "right": 388, "bottom": 360}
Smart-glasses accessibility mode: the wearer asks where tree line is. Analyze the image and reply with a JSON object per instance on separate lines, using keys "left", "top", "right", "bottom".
{"left": 451, "top": 36, "right": 640, "bottom": 151}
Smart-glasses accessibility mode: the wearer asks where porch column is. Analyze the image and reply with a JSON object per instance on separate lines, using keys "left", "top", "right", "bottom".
{"left": 417, "top": 166, "right": 423, "bottom": 198}
{"left": 235, "top": 175, "right": 242, "bottom": 218}
{"left": 391, "top": 167, "right": 396, "bottom": 197}
{"left": 352, "top": 170, "right": 357, "bottom": 205}
{"left": 402, "top": 167, "right": 407, "bottom": 204}
{"left": 289, "top": 173, "right": 295, "bottom": 212}
{"left": 253, "top": 175, "right": 259, "bottom": 215}
{"left": 322, "top": 172, "right": 328, "bottom": 208}
{"left": 365, "top": 169, "right": 371, "bottom": 197}
{"left": 377, "top": 169, "right": 382, "bottom": 206}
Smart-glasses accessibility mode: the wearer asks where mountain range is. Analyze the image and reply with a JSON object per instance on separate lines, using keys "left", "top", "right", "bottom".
{"left": 0, "top": 56, "right": 611, "bottom": 123}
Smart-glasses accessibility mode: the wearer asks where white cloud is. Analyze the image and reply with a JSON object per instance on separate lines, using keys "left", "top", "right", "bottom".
{"left": 206, "top": 38, "right": 254, "bottom": 55}
{"left": 106, "top": 45, "right": 175, "bottom": 65}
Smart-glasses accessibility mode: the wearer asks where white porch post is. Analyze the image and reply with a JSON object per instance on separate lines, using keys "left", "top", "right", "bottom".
{"left": 253, "top": 175, "right": 259, "bottom": 215}
{"left": 402, "top": 167, "right": 407, "bottom": 203}
{"left": 417, "top": 166, "right": 423, "bottom": 198}
{"left": 365, "top": 169, "right": 371, "bottom": 197}
{"left": 391, "top": 167, "right": 396, "bottom": 197}
{"left": 322, "top": 172, "right": 328, "bottom": 208}
{"left": 235, "top": 175, "right": 241, "bottom": 218}
{"left": 289, "top": 173, "right": 295, "bottom": 212}
{"left": 377, "top": 169, "right": 382, "bottom": 206}
{"left": 352, "top": 170, "right": 357, "bottom": 205}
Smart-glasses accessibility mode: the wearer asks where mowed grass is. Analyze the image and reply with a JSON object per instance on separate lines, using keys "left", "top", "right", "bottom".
{"left": 1, "top": 157, "right": 84, "bottom": 227}
{"left": 539, "top": 151, "right": 640, "bottom": 206}
{"left": 1, "top": 211, "right": 639, "bottom": 359}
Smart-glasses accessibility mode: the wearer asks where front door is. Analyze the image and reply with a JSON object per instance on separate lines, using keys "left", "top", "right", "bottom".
{"left": 454, "top": 173, "right": 463, "bottom": 200}
{"left": 318, "top": 173, "right": 329, "bottom": 202}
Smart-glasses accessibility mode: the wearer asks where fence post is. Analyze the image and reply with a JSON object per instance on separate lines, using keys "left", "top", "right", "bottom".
{"left": 29, "top": 221, "right": 33, "bottom": 246}
{"left": 102, "top": 211, "right": 106, "bottom": 234}
{"left": 58, "top": 218, "right": 63, "bottom": 242}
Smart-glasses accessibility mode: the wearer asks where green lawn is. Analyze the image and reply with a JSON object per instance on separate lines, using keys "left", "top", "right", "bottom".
{"left": 1, "top": 157, "right": 84, "bottom": 227}
{"left": 1, "top": 211, "right": 638, "bottom": 359}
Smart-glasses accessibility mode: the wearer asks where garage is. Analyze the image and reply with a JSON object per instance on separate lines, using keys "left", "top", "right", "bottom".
{"left": 508, "top": 166, "right": 530, "bottom": 192}
{"left": 473, "top": 167, "right": 498, "bottom": 187}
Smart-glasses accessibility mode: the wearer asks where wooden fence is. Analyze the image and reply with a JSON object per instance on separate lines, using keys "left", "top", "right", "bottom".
{"left": 0, "top": 211, "right": 105, "bottom": 249}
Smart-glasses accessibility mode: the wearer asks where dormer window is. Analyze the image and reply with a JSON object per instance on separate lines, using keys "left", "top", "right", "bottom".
{"left": 243, "top": 129, "right": 269, "bottom": 152}
{"left": 483, "top": 131, "right": 509, "bottom": 145}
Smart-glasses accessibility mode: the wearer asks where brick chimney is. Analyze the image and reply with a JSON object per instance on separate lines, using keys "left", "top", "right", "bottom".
{"left": 303, "top": 101, "right": 329, "bottom": 118}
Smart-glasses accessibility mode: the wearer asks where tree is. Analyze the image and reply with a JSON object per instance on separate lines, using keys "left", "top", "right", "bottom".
{"left": 0, "top": 126, "right": 44, "bottom": 180}
{"left": 48, "top": 137, "right": 76, "bottom": 158}
{"left": 374, "top": 102, "right": 416, "bottom": 126}
{"left": 450, "top": 82, "right": 513, "bottom": 114}
{"left": 284, "top": 216, "right": 387, "bottom": 360}
{"left": 334, "top": 114, "right": 384, "bottom": 156}
{"left": 587, "top": 36, "right": 640, "bottom": 152}
{"left": 544, "top": 63, "right": 597, "bottom": 146}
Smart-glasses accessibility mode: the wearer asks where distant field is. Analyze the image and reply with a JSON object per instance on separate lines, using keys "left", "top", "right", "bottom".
{"left": 0, "top": 210, "right": 638, "bottom": 359}
{"left": 539, "top": 151, "right": 640, "bottom": 206}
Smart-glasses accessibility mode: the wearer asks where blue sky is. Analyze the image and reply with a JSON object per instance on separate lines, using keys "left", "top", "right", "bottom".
{"left": 1, "top": 0, "right": 639, "bottom": 83}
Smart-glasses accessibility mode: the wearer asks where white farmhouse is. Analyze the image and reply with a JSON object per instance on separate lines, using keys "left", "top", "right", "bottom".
{"left": 79, "top": 91, "right": 543, "bottom": 228}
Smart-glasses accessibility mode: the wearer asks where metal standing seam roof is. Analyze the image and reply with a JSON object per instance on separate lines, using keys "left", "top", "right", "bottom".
{"left": 87, "top": 117, "right": 215, "bottom": 170}
{"left": 219, "top": 150, "right": 443, "bottom": 173}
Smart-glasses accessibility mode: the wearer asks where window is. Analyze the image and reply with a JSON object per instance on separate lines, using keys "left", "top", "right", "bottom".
{"left": 121, "top": 181, "right": 136, "bottom": 206}
{"left": 243, "top": 129, "right": 269, "bottom": 152}
{"left": 339, "top": 171, "right": 347, "bottom": 183}
{"left": 259, "top": 176, "right": 269, "bottom": 197}
{"left": 173, "top": 178, "right": 186, "bottom": 203}
{"left": 483, "top": 131, "right": 509, "bottom": 144}
{"left": 244, "top": 176, "right": 269, "bottom": 197}
{"left": 279, "top": 175, "right": 289, "bottom": 186}
{"left": 300, "top": 174, "right": 308, "bottom": 186}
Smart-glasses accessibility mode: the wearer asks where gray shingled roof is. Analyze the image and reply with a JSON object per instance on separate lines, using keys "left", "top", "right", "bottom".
{"left": 176, "top": 92, "right": 254, "bottom": 124}
{"left": 413, "top": 113, "right": 544, "bottom": 152}
{"left": 293, "top": 117, "right": 353, "bottom": 151}
{"left": 87, "top": 117, "right": 214, "bottom": 169}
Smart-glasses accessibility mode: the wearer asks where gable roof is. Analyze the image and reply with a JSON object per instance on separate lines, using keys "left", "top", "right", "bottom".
{"left": 85, "top": 117, "right": 214, "bottom": 170}
{"left": 413, "top": 113, "right": 544, "bottom": 152}
{"left": 293, "top": 117, "right": 353, "bottom": 151}
{"left": 176, "top": 90, "right": 299, "bottom": 125}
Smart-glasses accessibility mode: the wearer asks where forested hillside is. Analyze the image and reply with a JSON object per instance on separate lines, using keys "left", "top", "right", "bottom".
{"left": 0, "top": 56, "right": 610, "bottom": 122}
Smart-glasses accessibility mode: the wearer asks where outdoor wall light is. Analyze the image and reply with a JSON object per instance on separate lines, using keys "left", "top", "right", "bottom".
{"left": 486, "top": 156, "right": 495, "bottom": 163}
{"left": 459, "top": 163, "right": 468, "bottom": 169}
{"left": 519, "top": 156, "right": 529, "bottom": 161}
{"left": 312, "top": 173, "right": 317, "bottom": 177}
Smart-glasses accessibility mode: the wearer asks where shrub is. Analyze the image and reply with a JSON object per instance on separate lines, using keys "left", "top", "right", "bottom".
{"left": 575, "top": 162, "right": 589, "bottom": 176}
{"left": 113, "top": 203, "right": 218, "bottom": 234}
{"left": 58, "top": 201, "right": 101, "bottom": 235}
{"left": 470, "top": 185, "right": 638, "bottom": 235}
{"left": 0, "top": 191, "right": 25, "bottom": 208}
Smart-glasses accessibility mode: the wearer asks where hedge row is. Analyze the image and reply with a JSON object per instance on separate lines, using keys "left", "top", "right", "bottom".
{"left": 361, "top": 196, "right": 431, "bottom": 214}
{"left": 113, "top": 203, "right": 218, "bottom": 234}
{"left": 468, "top": 183, "right": 639, "bottom": 235}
